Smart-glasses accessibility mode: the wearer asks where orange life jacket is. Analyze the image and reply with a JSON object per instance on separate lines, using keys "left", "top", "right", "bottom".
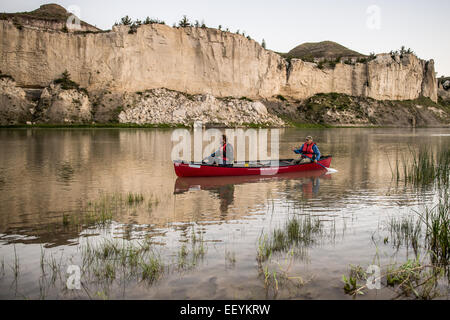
{"left": 301, "top": 142, "right": 316, "bottom": 158}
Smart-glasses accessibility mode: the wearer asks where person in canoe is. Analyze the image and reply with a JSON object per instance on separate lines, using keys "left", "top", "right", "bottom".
{"left": 204, "top": 134, "right": 234, "bottom": 165}
{"left": 291, "top": 136, "right": 321, "bottom": 164}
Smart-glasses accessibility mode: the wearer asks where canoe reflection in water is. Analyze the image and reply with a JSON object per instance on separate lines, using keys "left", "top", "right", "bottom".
{"left": 174, "top": 169, "right": 332, "bottom": 213}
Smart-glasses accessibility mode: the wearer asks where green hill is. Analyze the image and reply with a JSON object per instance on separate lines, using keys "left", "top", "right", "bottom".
{"left": 285, "top": 41, "right": 365, "bottom": 61}
{"left": 0, "top": 3, "right": 99, "bottom": 30}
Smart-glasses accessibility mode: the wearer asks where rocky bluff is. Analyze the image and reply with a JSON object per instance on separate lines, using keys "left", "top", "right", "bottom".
{"left": 0, "top": 20, "right": 437, "bottom": 102}
{"left": 0, "top": 6, "right": 447, "bottom": 127}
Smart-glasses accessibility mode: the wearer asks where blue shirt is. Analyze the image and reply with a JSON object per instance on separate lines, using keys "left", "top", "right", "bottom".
{"left": 294, "top": 143, "right": 321, "bottom": 160}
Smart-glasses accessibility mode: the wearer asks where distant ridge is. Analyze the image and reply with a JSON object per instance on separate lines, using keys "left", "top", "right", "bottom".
{"left": 285, "top": 41, "right": 364, "bottom": 60}
{"left": 0, "top": 3, "right": 100, "bottom": 31}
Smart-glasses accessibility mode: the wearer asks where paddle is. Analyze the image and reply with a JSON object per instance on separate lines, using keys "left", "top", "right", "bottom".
{"left": 297, "top": 152, "right": 338, "bottom": 174}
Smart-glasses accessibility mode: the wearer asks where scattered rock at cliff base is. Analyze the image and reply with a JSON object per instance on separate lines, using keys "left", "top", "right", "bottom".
{"left": 0, "top": 78, "right": 34, "bottom": 125}
{"left": 264, "top": 93, "right": 450, "bottom": 127}
{"left": 115, "top": 88, "right": 285, "bottom": 127}
{"left": 34, "top": 83, "right": 92, "bottom": 123}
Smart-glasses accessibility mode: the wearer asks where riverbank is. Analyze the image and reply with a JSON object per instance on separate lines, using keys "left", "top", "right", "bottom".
{"left": 267, "top": 93, "right": 450, "bottom": 128}
{"left": 1, "top": 76, "right": 449, "bottom": 128}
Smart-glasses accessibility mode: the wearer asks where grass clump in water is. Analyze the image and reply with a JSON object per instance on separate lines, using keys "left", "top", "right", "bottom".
{"left": 61, "top": 192, "right": 153, "bottom": 229}
{"left": 342, "top": 257, "right": 445, "bottom": 299}
{"left": 417, "top": 191, "right": 449, "bottom": 266}
{"left": 177, "top": 226, "right": 207, "bottom": 270}
{"left": 127, "top": 192, "right": 144, "bottom": 205}
{"left": 387, "top": 215, "right": 422, "bottom": 253}
{"left": 257, "top": 215, "right": 324, "bottom": 262}
{"left": 390, "top": 147, "right": 450, "bottom": 189}
{"left": 81, "top": 238, "right": 165, "bottom": 285}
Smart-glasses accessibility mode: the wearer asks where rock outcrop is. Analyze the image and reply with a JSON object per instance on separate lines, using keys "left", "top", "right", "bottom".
{"left": 116, "top": 88, "right": 284, "bottom": 126}
{"left": 34, "top": 84, "right": 92, "bottom": 123}
{"left": 0, "top": 20, "right": 438, "bottom": 103}
{"left": 0, "top": 78, "right": 34, "bottom": 125}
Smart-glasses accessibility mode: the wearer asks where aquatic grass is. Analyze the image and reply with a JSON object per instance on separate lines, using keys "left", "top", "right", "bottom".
{"left": 147, "top": 195, "right": 160, "bottom": 211}
{"left": 62, "top": 192, "right": 148, "bottom": 230}
{"left": 345, "top": 192, "right": 449, "bottom": 299}
{"left": 140, "top": 256, "right": 164, "bottom": 284}
{"left": 343, "top": 258, "right": 445, "bottom": 299}
{"left": 258, "top": 250, "right": 309, "bottom": 298}
{"left": 1, "top": 257, "right": 5, "bottom": 278}
{"left": 257, "top": 215, "right": 324, "bottom": 262}
{"left": 47, "top": 252, "right": 64, "bottom": 284}
{"left": 256, "top": 215, "right": 332, "bottom": 297}
{"left": 177, "top": 244, "right": 188, "bottom": 269}
{"left": 225, "top": 250, "right": 236, "bottom": 267}
{"left": 127, "top": 192, "right": 144, "bottom": 205}
{"left": 94, "top": 262, "right": 116, "bottom": 281}
{"left": 62, "top": 214, "right": 70, "bottom": 227}
{"left": 415, "top": 191, "right": 450, "bottom": 266}
{"left": 387, "top": 215, "right": 422, "bottom": 253}
{"left": 81, "top": 238, "right": 165, "bottom": 285}
{"left": 11, "top": 245, "right": 19, "bottom": 280}
{"left": 386, "top": 258, "right": 443, "bottom": 299}
{"left": 390, "top": 147, "right": 450, "bottom": 189}
{"left": 176, "top": 226, "right": 207, "bottom": 270}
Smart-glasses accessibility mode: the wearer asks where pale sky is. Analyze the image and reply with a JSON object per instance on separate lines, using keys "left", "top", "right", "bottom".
{"left": 2, "top": 0, "right": 449, "bottom": 76}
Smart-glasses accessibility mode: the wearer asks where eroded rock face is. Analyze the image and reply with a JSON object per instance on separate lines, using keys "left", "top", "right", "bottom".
{"left": 0, "top": 21, "right": 438, "bottom": 102}
{"left": 116, "top": 88, "right": 284, "bottom": 126}
{"left": 35, "top": 84, "right": 92, "bottom": 123}
{"left": 0, "top": 78, "right": 34, "bottom": 125}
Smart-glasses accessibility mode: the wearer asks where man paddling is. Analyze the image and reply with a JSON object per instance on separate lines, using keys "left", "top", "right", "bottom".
{"left": 205, "top": 134, "right": 234, "bottom": 165}
{"left": 292, "top": 136, "right": 321, "bottom": 165}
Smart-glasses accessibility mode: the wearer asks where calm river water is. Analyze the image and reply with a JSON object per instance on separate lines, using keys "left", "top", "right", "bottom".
{"left": 0, "top": 127, "right": 449, "bottom": 299}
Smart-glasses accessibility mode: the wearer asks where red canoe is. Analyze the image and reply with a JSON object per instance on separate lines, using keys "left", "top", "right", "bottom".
{"left": 174, "top": 169, "right": 332, "bottom": 194}
{"left": 173, "top": 156, "right": 332, "bottom": 177}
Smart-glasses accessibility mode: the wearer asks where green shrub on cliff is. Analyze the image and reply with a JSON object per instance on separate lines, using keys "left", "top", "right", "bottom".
{"left": 143, "top": 17, "right": 165, "bottom": 25}
{"left": 120, "top": 15, "right": 132, "bottom": 26}
{"left": 54, "top": 70, "right": 88, "bottom": 95}
{"left": 178, "top": 15, "right": 190, "bottom": 27}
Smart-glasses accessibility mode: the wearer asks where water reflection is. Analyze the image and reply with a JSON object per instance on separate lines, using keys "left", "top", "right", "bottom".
{"left": 0, "top": 128, "right": 448, "bottom": 245}
{"left": 174, "top": 170, "right": 330, "bottom": 214}
{"left": 0, "top": 127, "right": 449, "bottom": 299}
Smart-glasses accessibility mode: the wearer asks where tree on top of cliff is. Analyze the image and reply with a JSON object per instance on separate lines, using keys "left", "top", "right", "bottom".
{"left": 262, "top": 39, "right": 266, "bottom": 49}
{"left": 143, "top": 17, "right": 165, "bottom": 25}
{"left": 178, "top": 15, "right": 191, "bottom": 28}
{"left": 120, "top": 15, "right": 132, "bottom": 26}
